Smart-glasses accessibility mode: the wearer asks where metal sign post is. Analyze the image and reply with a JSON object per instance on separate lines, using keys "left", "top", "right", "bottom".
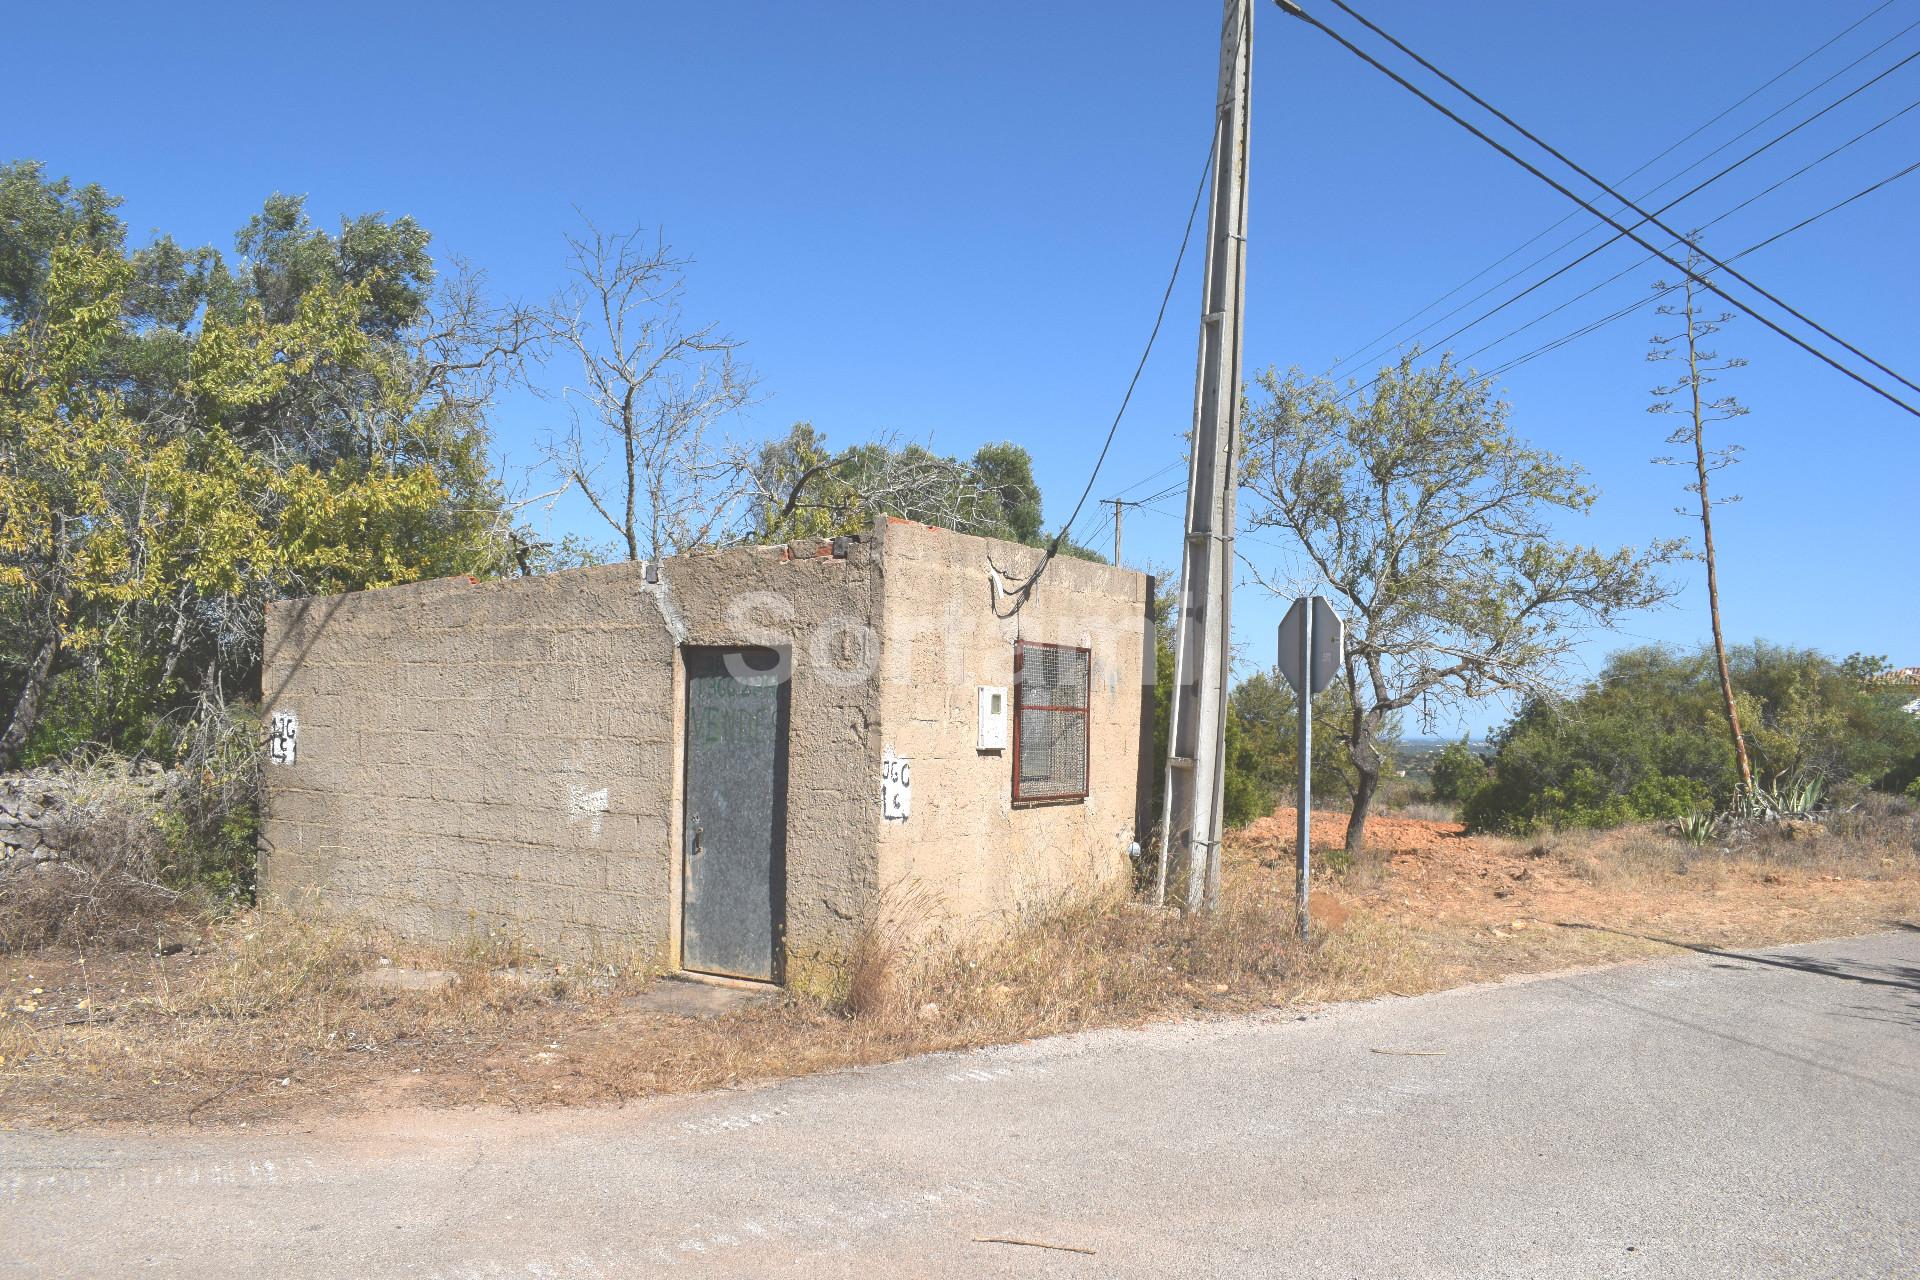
{"left": 1277, "top": 595, "right": 1343, "bottom": 939}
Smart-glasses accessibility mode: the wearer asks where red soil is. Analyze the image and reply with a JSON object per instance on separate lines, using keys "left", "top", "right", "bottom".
{"left": 1229, "top": 806, "right": 1905, "bottom": 938}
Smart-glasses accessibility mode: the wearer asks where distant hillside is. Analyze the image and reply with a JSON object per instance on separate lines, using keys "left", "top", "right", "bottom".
{"left": 1398, "top": 737, "right": 1493, "bottom": 784}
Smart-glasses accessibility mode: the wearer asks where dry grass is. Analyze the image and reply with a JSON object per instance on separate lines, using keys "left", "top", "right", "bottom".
{"left": 0, "top": 773, "right": 185, "bottom": 953}
{"left": 1302, "top": 798, "right": 1920, "bottom": 994}
{"left": 3, "top": 802, "right": 1916, "bottom": 1131}
{"left": 1385, "top": 800, "right": 1460, "bottom": 826}
{"left": 1493, "top": 797, "right": 1919, "bottom": 893}
{"left": 0, "top": 908, "right": 671, "bottom": 1125}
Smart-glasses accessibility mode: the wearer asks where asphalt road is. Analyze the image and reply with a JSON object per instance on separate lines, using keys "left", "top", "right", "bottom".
{"left": 5, "top": 931, "right": 1917, "bottom": 1278}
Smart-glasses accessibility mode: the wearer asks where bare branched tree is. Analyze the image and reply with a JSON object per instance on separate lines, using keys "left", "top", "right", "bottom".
{"left": 540, "top": 222, "right": 757, "bottom": 562}
{"left": 409, "top": 258, "right": 550, "bottom": 419}
{"left": 1649, "top": 247, "right": 1753, "bottom": 794}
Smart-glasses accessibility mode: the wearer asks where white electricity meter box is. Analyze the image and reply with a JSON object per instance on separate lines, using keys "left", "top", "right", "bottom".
{"left": 977, "top": 685, "right": 1008, "bottom": 751}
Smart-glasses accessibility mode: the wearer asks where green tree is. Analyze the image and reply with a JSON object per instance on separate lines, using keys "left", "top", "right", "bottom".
{"left": 1228, "top": 669, "right": 1364, "bottom": 814}
{"left": 1145, "top": 598, "right": 1357, "bottom": 836}
{"left": 969, "top": 442, "right": 1044, "bottom": 543}
{"left": 0, "top": 161, "right": 125, "bottom": 328}
{"left": 0, "top": 236, "right": 144, "bottom": 765}
{"left": 1241, "top": 353, "right": 1680, "bottom": 854}
{"left": 233, "top": 194, "right": 433, "bottom": 339}
{"left": 1427, "top": 738, "right": 1489, "bottom": 806}
{"left": 746, "top": 425, "right": 1060, "bottom": 550}
{"left": 0, "top": 162, "right": 534, "bottom": 766}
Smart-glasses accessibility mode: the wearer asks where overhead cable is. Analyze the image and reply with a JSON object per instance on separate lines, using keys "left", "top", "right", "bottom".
{"left": 1272, "top": 0, "right": 1920, "bottom": 418}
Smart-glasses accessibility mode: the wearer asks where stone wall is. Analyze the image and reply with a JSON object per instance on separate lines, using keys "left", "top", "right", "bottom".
{"left": 0, "top": 777, "right": 71, "bottom": 872}
{"left": 0, "top": 766, "right": 168, "bottom": 877}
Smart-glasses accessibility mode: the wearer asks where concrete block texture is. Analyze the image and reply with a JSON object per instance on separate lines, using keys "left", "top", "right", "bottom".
{"left": 261, "top": 523, "right": 1151, "bottom": 971}
{"left": 871, "top": 519, "right": 1152, "bottom": 938}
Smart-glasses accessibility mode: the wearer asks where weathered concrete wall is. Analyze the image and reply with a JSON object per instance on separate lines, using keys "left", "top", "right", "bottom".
{"left": 261, "top": 520, "right": 1152, "bottom": 970}
{"left": 871, "top": 519, "right": 1154, "bottom": 934}
{"left": 261, "top": 540, "right": 883, "bottom": 961}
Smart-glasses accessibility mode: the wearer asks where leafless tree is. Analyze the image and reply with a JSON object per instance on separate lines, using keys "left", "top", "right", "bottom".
{"left": 539, "top": 222, "right": 758, "bottom": 562}
{"left": 1649, "top": 247, "right": 1753, "bottom": 794}
{"left": 409, "top": 259, "right": 550, "bottom": 418}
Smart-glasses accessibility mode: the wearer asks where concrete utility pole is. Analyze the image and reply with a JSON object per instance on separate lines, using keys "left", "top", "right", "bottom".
{"left": 1157, "top": 0, "right": 1253, "bottom": 912}
{"left": 1104, "top": 497, "right": 1127, "bottom": 567}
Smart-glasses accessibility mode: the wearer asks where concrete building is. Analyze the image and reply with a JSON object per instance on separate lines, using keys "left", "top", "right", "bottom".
{"left": 260, "top": 518, "right": 1155, "bottom": 983}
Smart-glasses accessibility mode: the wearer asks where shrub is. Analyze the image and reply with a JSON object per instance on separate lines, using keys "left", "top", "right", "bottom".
{"left": 19, "top": 649, "right": 181, "bottom": 768}
{"left": 157, "top": 699, "right": 263, "bottom": 900}
{"left": 1428, "top": 739, "right": 1490, "bottom": 805}
{"left": 0, "top": 766, "right": 181, "bottom": 951}
{"left": 1465, "top": 643, "right": 1920, "bottom": 833}
{"left": 1625, "top": 773, "right": 1714, "bottom": 821}
{"left": 0, "top": 700, "right": 263, "bottom": 950}
{"left": 1221, "top": 703, "right": 1272, "bottom": 829}
{"left": 1151, "top": 614, "right": 1377, "bottom": 832}
{"left": 1882, "top": 745, "right": 1920, "bottom": 797}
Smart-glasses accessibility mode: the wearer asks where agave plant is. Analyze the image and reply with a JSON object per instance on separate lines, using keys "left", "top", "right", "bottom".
{"left": 1777, "top": 774, "right": 1826, "bottom": 818}
{"left": 1731, "top": 773, "right": 1827, "bottom": 824}
{"left": 1673, "top": 810, "right": 1717, "bottom": 847}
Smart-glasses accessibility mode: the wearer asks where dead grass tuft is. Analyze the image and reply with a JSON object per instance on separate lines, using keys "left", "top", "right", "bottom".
{"left": 1390, "top": 800, "right": 1460, "bottom": 825}
{"left": 0, "top": 774, "right": 186, "bottom": 954}
{"left": 839, "top": 915, "right": 908, "bottom": 1020}
{"left": 3, "top": 802, "right": 1916, "bottom": 1130}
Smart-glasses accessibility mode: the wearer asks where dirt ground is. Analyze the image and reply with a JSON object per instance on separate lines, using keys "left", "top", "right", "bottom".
{"left": 1251, "top": 804, "right": 1920, "bottom": 929}
{"left": 4, "top": 805, "right": 1916, "bottom": 1131}
{"left": 1238, "top": 806, "right": 1920, "bottom": 980}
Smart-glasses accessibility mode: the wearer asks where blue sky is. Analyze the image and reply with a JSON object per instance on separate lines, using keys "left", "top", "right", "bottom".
{"left": 11, "top": 0, "right": 1916, "bottom": 735}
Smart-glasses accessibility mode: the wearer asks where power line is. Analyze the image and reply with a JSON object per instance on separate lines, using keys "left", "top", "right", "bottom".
{"left": 1442, "top": 157, "right": 1920, "bottom": 389}
{"left": 1070, "top": 477, "right": 1176, "bottom": 555}
{"left": 1132, "top": 499, "right": 1304, "bottom": 561}
{"left": 1324, "top": 1, "right": 1913, "bottom": 380}
{"left": 1093, "top": 462, "right": 1189, "bottom": 533}
{"left": 1714, "top": 157, "right": 1920, "bottom": 262}
{"left": 1098, "top": 7, "right": 1918, "bottom": 570}
{"left": 1272, "top": 0, "right": 1920, "bottom": 418}
{"left": 1454, "top": 99, "right": 1920, "bottom": 374}
{"left": 1481, "top": 157, "right": 1920, "bottom": 382}
{"left": 1003, "top": 138, "right": 1214, "bottom": 600}
{"left": 1334, "top": 34, "right": 1920, "bottom": 404}
{"left": 1322, "top": 0, "right": 1920, "bottom": 398}
{"left": 1134, "top": 478, "right": 1188, "bottom": 507}
{"left": 1093, "top": 479, "right": 1192, "bottom": 564}
{"left": 1095, "top": 137, "right": 1915, "bottom": 567}
{"left": 1106, "top": 457, "right": 1187, "bottom": 498}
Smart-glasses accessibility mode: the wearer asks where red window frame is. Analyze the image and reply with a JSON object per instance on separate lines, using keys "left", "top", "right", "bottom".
{"left": 1011, "top": 639, "right": 1091, "bottom": 805}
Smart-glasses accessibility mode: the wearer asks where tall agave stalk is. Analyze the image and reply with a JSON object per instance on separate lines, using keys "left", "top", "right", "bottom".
{"left": 1649, "top": 247, "right": 1754, "bottom": 795}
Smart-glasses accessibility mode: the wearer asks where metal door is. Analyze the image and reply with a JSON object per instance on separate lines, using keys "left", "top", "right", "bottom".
{"left": 681, "top": 647, "right": 788, "bottom": 981}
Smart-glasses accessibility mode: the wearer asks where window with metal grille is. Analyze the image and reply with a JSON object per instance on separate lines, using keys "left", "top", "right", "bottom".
{"left": 1012, "top": 640, "right": 1090, "bottom": 804}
